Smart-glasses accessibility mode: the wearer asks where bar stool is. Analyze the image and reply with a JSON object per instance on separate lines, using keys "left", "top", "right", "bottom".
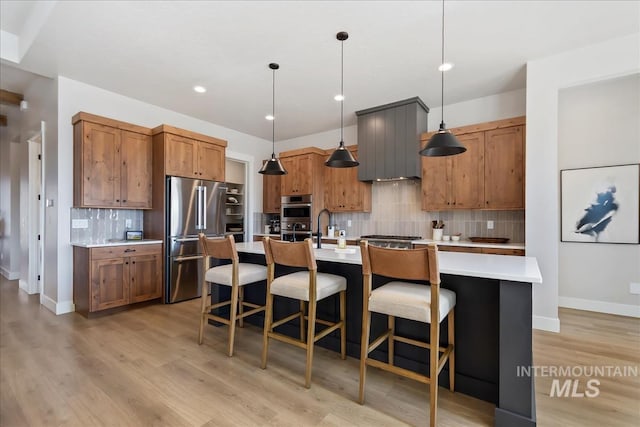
{"left": 198, "top": 233, "right": 268, "bottom": 357}
{"left": 261, "top": 237, "right": 347, "bottom": 388}
{"left": 359, "top": 241, "right": 455, "bottom": 427}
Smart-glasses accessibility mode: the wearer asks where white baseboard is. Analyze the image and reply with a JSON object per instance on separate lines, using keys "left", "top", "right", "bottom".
{"left": 0, "top": 266, "right": 19, "bottom": 280}
{"left": 533, "top": 315, "right": 560, "bottom": 332}
{"left": 559, "top": 296, "right": 640, "bottom": 318}
{"left": 40, "top": 294, "right": 75, "bottom": 315}
{"left": 19, "top": 279, "right": 39, "bottom": 295}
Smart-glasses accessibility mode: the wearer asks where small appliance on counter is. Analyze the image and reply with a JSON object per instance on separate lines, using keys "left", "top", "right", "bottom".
{"left": 125, "top": 230, "right": 143, "bottom": 240}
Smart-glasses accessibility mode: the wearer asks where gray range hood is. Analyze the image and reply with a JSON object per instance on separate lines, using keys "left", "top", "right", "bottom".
{"left": 356, "top": 97, "right": 429, "bottom": 181}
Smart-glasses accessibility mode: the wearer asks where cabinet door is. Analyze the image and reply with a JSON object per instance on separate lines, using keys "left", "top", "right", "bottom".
{"left": 90, "top": 258, "right": 129, "bottom": 311}
{"left": 81, "top": 122, "right": 121, "bottom": 207}
{"left": 198, "top": 141, "right": 225, "bottom": 181}
{"left": 129, "top": 253, "right": 162, "bottom": 303}
{"left": 165, "top": 134, "right": 198, "bottom": 178}
{"left": 484, "top": 126, "right": 524, "bottom": 209}
{"left": 325, "top": 149, "right": 370, "bottom": 212}
{"left": 421, "top": 155, "right": 451, "bottom": 211}
{"left": 120, "top": 131, "right": 152, "bottom": 208}
{"left": 280, "top": 157, "right": 299, "bottom": 195}
{"left": 295, "top": 155, "right": 313, "bottom": 194}
{"left": 263, "top": 160, "right": 282, "bottom": 213}
{"left": 451, "top": 132, "right": 485, "bottom": 209}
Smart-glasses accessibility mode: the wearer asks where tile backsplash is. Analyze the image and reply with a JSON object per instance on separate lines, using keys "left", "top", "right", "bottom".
{"left": 331, "top": 180, "right": 525, "bottom": 241}
{"left": 255, "top": 180, "right": 525, "bottom": 242}
{"left": 71, "top": 208, "right": 144, "bottom": 244}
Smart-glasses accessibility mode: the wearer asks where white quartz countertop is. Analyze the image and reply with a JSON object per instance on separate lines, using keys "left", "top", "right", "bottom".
{"left": 71, "top": 239, "right": 163, "bottom": 248}
{"left": 235, "top": 241, "right": 542, "bottom": 284}
{"left": 411, "top": 239, "right": 525, "bottom": 250}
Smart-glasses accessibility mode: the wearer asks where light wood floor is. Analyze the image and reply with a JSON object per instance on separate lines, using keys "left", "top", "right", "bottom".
{"left": 0, "top": 276, "right": 638, "bottom": 426}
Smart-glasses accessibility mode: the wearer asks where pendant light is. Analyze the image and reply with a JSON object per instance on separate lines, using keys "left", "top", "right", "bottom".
{"left": 420, "top": 0, "right": 466, "bottom": 157}
{"left": 259, "top": 62, "right": 288, "bottom": 175}
{"left": 326, "top": 31, "right": 359, "bottom": 168}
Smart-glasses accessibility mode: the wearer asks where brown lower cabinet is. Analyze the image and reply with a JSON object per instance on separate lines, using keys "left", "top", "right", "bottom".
{"left": 413, "top": 243, "right": 524, "bottom": 256}
{"left": 74, "top": 243, "right": 162, "bottom": 316}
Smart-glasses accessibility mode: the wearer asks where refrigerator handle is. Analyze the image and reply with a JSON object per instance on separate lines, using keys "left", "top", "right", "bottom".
{"left": 195, "top": 186, "right": 203, "bottom": 230}
{"left": 201, "top": 185, "right": 207, "bottom": 230}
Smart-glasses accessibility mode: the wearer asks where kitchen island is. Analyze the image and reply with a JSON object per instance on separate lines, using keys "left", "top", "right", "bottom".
{"left": 232, "top": 241, "right": 541, "bottom": 427}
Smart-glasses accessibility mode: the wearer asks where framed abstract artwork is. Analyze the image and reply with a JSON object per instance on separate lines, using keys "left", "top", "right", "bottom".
{"left": 561, "top": 164, "right": 640, "bottom": 244}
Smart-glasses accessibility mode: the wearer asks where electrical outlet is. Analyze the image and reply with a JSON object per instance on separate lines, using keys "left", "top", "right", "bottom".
{"left": 347, "top": 220, "right": 352, "bottom": 227}
{"left": 630, "top": 282, "right": 640, "bottom": 295}
{"left": 487, "top": 220, "right": 494, "bottom": 230}
{"left": 72, "top": 219, "right": 89, "bottom": 229}
{"left": 125, "top": 219, "right": 132, "bottom": 228}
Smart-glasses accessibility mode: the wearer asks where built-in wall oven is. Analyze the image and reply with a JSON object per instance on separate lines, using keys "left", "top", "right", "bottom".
{"left": 280, "top": 194, "right": 313, "bottom": 242}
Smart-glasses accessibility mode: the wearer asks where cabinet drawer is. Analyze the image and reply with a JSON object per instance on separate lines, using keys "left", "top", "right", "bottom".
{"left": 482, "top": 248, "right": 525, "bottom": 256}
{"left": 91, "top": 244, "right": 162, "bottom": 260}
{"left": 438, "top": 245, "right": 483, "bottom": 253}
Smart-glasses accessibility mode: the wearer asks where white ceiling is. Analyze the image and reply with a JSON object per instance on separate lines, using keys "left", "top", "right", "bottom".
{"left": 1, "top": 1, "right": 638, "bottom": 141}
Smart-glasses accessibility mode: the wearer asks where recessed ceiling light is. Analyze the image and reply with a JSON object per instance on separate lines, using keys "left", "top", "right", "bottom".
{"left": 334, "top": 94, "right": 345, "bottom": 101}
{"left": 438, "top": 63, "right": 453, "bottom": 72}
{"left": 193, "top": 85, "right": 207, "bottom": 93}
{"left": 265, "top": 114, "right": 274, "bottom": 121}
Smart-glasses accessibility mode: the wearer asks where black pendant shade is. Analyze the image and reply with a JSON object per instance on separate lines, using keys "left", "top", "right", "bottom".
{"left": 259, "top": 63, "right": 287, "bottom": 175}
{"left": 420, "top": 0, "right": 466, "bottom": 157}
{"left": 259, "top": 155, "right": 287, "bottom": 175}
{"left": 326, "top": 31, "right": 359, "bottom": 168}
{"left": 419, "top": 121, "right": 466, "bottom": 157}
{"left": 326, "top": 141, "right": 359, "bottom": 167}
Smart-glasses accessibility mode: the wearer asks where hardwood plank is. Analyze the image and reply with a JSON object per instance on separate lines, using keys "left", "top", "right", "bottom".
{"left": 2, "top": 275, "right": 638, "bottom": 426}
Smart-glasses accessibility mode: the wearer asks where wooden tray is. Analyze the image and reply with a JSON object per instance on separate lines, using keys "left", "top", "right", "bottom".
{"left": 469, "top": 237, "right": 510, "bottom": 243}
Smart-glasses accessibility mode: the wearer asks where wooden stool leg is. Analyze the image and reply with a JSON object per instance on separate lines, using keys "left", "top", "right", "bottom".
{"left": 304, "top": 297, "right": 317, "bottom": 388}
{"left": 340, "top": 291, "right": 346, "bottom": 360}
{"left": 358, "top": 308, "right": 371, "bottom": 404}
{"left": 388, "top": 315, "right": 395, "bottom": 366}
{"left": 228, "top": 284, "right": 239, "bottom": 357}
{"left": 238, "top": 286, "right": 244, "bottom": 328}
{"left": 448, "top": 310, "right": 455, "bottom": 392}
{"left": 429, "top": 317, "right": 440, "bottom": 427}
{"left": 300, "top": 300, "right": 306, "bottom": 342}
{"left": 198, "top": 281, "right": 209, "bottom": 345}
{"left": 261, "top": 291, "right": 274, "bottom": 369}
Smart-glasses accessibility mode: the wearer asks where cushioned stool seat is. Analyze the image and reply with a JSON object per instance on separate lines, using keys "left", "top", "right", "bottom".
{"left": 271, "top": 271, "right": 347, "bottom": 301}
{"left": 369, "top": 281, "right": 456, "bottom": 323}
{"left": 206, "top": 263, "right": 268, "bottom": 287}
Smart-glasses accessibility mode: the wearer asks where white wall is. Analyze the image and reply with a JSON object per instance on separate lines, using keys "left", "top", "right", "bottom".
{"left": 558, "top": 74, "right": 640, "bottom": 317}
{"left": 526, "top": 33, "right": 640, "bottom": 331}
{"left": 52, "top": 77, "right": 272, "bottom": 313}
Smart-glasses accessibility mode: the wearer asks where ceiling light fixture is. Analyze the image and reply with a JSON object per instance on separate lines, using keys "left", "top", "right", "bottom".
{"left": 334, "top": 94, "right": 344, "bottom": 101}
{"left": 420, "top": 0, "right": 466, "bottom": 157}
{"left": 438, "top": 62, "right": 453, "bottom": 72}
{"left": 259, "top": 63, "right": 287, "bottom": 175}
{"left": 193, "top": 85, "right": 207, "bottom": 93}
{"left": 325, "top": 31, "right": 359, "bottom": 168}
{"left": 265, "top": 114, "right": 274, "bottom": 121}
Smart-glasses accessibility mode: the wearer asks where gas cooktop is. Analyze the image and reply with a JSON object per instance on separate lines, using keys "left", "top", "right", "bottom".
{"left": 359, "top": 235, "right": 422, "bottom": 241}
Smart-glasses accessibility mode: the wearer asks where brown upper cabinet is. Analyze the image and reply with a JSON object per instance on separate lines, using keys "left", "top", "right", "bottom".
{"left": 262, "top": 159, "right": 282, "bottom": 214}
{"left": 73, "top": 112, "right": 153, "bottom": 209}
{"left": 323, "top": 146, "right": 372, "bottom": 212}
{"left": 279, "top": 147, "right": 326, "bottom": 197}
{"left": 421, "top": 116, "right": 525, "bottom": 211}
{"left": 154, "top": 125, "right": 227, "bottom": 182}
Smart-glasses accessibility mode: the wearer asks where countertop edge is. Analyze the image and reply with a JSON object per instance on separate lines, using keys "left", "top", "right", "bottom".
{"left": 71, "top": 239, "right": 163, "bottom": 248}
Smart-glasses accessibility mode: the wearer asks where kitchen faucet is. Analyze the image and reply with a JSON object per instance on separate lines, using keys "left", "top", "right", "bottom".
{"left": 316, "top": 209, "right": 332, "bottom": 249}
{"left": 291, "top": 222, "right": 303, "bottom": 242}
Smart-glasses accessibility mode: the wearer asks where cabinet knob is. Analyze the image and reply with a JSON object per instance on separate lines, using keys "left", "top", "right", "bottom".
{"left": 486, "top": 201, "right": 489, "bottom": 205}
{"left": 122, "top": 200, "right": 127, "bottom": 203}
{"left": 116, "top": 199, "right": 120, "bottom": 202}
{"left": 132, "top": 261, "right": 135, "bottom": 264}
{"left": 125, "top": 262, "right": 129, "bottom": 265}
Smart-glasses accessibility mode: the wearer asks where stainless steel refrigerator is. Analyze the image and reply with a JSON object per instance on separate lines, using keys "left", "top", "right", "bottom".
{"left": 165, "top": 176, "right": 226, "bottom": 303}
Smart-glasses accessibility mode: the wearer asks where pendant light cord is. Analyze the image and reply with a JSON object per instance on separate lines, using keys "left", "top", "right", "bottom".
{"left": 272, "top": 67, "right": 276, "bottom": 157}
{"left": 340, "top": 36, "right": 344, "bottom": 146}
{"left": 440, "top": 0, "right": 445, "bottom": 128}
